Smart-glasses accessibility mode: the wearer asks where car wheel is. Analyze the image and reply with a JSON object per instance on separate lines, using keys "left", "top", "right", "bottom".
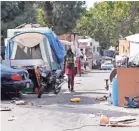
{"left": 53, "top": 84, "right": 61, "bottom": 95}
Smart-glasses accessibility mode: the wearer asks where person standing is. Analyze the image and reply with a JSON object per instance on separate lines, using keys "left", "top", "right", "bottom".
{"left": 75, "top": 48, "right": 82, "bottom": 76}
{"left": 64, "top": 48, "right": 76, "bottom": 92}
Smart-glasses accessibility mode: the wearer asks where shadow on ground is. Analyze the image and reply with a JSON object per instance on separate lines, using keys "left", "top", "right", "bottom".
{"left": 2, "top": 89, "right": 138, "bottom": 118}
{"left": 22, "top": 90, "right": 103, "bottom": 106}
{"left": 1, "top": 88, "right": 106, "bottom": 106}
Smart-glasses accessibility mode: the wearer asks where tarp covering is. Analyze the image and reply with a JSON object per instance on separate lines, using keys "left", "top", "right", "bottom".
{"left": 44, "top": 30, "right": 65, "bottom": 64}
{"left": 5, "top": 29, "right": 65, "bottom": 71}
{"left": 5, "top": 40, "right": 13, "bottom": 59}
{"left": 5, "top": 29, "right": 65, "bottom": 67}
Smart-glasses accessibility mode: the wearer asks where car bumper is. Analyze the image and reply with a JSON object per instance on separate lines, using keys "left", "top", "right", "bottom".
{"left": 101, "top": 66, "right": 113, "bottom": 70}
{"left": 2, "top": 79, "right": 33, "bottom": 92}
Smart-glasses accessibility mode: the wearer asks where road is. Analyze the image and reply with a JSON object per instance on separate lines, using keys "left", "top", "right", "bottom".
{"left": 1, "top": 70, "right": 139, "bottom": 131}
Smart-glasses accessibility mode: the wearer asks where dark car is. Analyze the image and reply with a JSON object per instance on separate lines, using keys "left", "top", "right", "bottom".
{"left": 1, "top": 63, "right": 32, "bottom": 96}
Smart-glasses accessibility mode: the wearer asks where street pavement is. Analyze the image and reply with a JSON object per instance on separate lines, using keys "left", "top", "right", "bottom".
{"left": 1, "top": 70, "right": 139, "bottom": 131}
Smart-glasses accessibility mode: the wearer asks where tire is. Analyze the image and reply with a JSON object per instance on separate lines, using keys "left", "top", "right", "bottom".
{"left": 53, "top": 84, "right": 61, "bottom": 95}
{"left": 38, "top": 86, "right": 45, "bottom": 98}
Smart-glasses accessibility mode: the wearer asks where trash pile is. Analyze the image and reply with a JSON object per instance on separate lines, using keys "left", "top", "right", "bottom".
{"left": 11, "top": 100, "right": 26, "bottom": 105}
{"left": 100, "top": 115, "right": 139, "bottom": 127}
{"left": 124, "top": 96, "right": 139, "bottom": 108}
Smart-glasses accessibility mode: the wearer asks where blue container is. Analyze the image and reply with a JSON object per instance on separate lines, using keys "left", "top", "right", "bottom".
{"left": 112, "top": 78, "right": 118, "bottom": 106}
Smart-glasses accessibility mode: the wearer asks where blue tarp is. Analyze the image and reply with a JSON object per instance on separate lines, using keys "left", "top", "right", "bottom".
{"left": 5, "top": 40, "right": 13, "bottom": 60}
{"left": 43, "top": 30, "right": 65, "bottom": 64}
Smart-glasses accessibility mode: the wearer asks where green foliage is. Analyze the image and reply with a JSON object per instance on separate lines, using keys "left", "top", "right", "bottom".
{"left": 36, "top": 8, "right": 46, "bottom": 26}
{"left": 1, "top": 1, "right": 37, "bottom": 38}
{"left": 37, "top": 1, "right": 85, "bottom": 34}
{"left": 52, "top": 1, "right": 85, "bottom": 34}
{"left": 76, "top": 1, "right": 139, "bottom": 49}
{"left": 1, "top": 1, "right": 85, "bottom": 39}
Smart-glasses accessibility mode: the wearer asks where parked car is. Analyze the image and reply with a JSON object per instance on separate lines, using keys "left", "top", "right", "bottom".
{"left": 1, "top": 63, "right": 32, "bottom": 96}
{"left": 101, "top": 60, "right": 114, "bottom": 70}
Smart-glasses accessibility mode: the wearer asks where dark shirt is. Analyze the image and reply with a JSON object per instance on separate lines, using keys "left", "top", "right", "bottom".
{"left": 64, "top": 54, "right": 74, "bottom": 69}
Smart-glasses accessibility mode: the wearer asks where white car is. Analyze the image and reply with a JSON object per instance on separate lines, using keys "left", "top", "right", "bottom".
{"left": 101, "top": 61, "right": 114, "bottom": 70}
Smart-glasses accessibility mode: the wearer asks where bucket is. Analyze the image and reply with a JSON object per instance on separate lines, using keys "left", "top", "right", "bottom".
{"left": 112, "top": 78, "right": 118, "bottom": 106}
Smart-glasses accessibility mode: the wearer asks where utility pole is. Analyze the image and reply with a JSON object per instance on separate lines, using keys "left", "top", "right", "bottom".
{"left": 71, "top": 32, "right": 79, "bottom": 55}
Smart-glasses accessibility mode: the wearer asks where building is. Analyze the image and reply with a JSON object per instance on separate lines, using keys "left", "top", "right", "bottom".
{"left": 78, "top": 37, "right": 100, "bottom": 55}
{"left": 118, "top": 39, "right": 130, "bottom": 56}
{"left": 119, "top": 33, "right": 139, "bottom": 57}
{"left": 78, "top": 37, "right": 101, "bottom": 69}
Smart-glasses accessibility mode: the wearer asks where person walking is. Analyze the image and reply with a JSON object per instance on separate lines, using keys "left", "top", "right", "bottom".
{"left": 64, "top": 48, "right": 76, "bottom": 92}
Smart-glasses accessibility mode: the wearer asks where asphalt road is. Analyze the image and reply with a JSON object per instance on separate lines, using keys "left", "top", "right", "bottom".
{"left": 1, "top": 70, "right": 139, "bottom": 131}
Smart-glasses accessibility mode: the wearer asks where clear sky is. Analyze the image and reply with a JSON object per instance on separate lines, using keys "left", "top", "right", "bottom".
{"left": 86, "top": 0, "right": 96, "bottom": 8}
{"left": 86, "top": 0, "right": 103, "bottom": 9}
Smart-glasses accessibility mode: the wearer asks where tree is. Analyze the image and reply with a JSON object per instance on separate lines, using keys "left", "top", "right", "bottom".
{"left": 36, "top": 8, "right": 46, "bottom": 27}
{"left": 76, "top": 1, "right": 139, "bottom": 49}
{"left": 1, "top": 1, "right": 37, "bottom": 39}
{"left": 1, "top": 1, "right": 85, "bottom": 40}
{"left": 37, "top": 1, "right": 85, "bottom": 34}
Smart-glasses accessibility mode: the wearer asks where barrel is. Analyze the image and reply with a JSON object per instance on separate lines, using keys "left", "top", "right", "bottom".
{"left": 111, "top": 78, "right": 118, "bottom": 106}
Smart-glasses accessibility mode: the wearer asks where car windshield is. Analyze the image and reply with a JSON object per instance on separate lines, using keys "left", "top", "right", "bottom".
{"left": 105, "top": 63, "right": 112, "bottom": 65}
{"left": 104, "top": 60, "right": 112, "bottom": 64}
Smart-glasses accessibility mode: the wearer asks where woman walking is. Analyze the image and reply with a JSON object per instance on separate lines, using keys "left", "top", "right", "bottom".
{"left": 64, "top": 48, "right": 76, "bottom": 92}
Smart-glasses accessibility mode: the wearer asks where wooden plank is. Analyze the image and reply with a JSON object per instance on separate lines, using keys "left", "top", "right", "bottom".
{"left": 110, "top": 116, "right": 136, "bottom": 122}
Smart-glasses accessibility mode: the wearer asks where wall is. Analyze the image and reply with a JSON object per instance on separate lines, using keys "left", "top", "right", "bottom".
{"left": 119, "top": 40, "right": 130, "bottom": 56}
{"left": 117, "top": 68, "right": 139, "bottom": 107}
{"left": 130, "top": 42, "right": 139, "bottom": 57}
{"left": 78, "top": 38, "right": 100, "bottom": 54}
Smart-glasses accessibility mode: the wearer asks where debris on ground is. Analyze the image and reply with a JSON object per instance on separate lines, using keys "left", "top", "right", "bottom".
{"left": 11, "top": 100, "right": 26, "bottom": 105}
{"left": 70, "top": 98, "right": 80, "bottom": 102}
{"left": 99, "top": 115, "right": 139, "bottom": 127}
{"left": 107, "top": 123, "right": 139, "bottom": 127}
{"left": 109, "top": 116, "right": 136, "bottom": 123}
{"left": 100, "top": 115, "right": 109, "bottom": 126}
{"left": 96, "top": 96, "right": 107, "bottom": 101}
{"left": 15, "top": 100, "right": 26, "bottom": 105}
{"left": 0, "top": 107, "right": 12, "bottom": 111}
{"left": 11, "top": 97, "right": 20, "bottom": 101}
{"left": 8, "top": 116, "right": 17, "bottom": 121}
{"left": 124, "top": 96, "right": 139, "bottom": 108}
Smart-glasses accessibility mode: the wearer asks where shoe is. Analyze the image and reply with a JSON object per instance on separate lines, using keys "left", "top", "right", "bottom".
{"left": 68, "top": 87, "right": 71, "bottom": 92}
{"left": 70, "top": 88, "right": 75, "bottom": 92}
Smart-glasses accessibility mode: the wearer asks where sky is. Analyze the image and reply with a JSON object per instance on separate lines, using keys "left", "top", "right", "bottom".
{"left": 86, "top": 0, "right": 103, "bottom": 9}
{"left": 86, "top": 0, "right": 96, "bottom": 8}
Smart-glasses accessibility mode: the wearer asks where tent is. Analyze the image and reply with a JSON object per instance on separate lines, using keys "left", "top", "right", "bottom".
{"left": 125, "top": 33, "right": 139, "bottom": 57}
{"left": 5, "top": 29, "right": 65, "bottom": 70}
{"left": 126, "top": 33, "right": 139, "bottom": 43}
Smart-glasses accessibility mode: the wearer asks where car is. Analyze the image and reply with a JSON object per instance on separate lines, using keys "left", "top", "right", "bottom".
{"left": 1, "top": 63, "right": 32, "bottom": 97}
{"left": 101, "top": 61, "right": 114, "bottom": 70}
